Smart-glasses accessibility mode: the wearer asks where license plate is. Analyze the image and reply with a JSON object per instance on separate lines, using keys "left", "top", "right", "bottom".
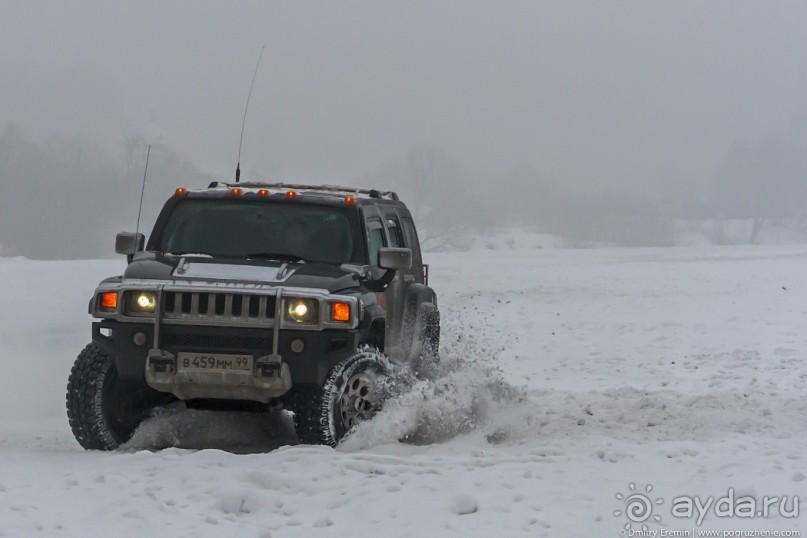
{"left": 177, "top": 352, "right": 253, "bottom": 372}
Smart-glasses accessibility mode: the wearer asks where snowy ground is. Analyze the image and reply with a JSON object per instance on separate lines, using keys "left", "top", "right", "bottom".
{"left": 0, "top": 246, "right": 805, "bottom": 536}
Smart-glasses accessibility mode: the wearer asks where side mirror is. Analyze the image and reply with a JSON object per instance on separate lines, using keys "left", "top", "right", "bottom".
{"left": 378, "top": 247, "right": 412, "bottom": 271}
{"left": 115, "top": 232, "right": 145, "bottom": 256}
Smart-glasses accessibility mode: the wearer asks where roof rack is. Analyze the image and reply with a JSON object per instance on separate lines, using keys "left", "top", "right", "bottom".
{"left": 207, "top": 181, "right": 399, "bottom": 201}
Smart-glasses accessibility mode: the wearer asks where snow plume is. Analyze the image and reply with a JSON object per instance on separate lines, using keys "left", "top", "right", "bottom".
{"left": 340, "top": 314, "right": 532, "bottom": 450}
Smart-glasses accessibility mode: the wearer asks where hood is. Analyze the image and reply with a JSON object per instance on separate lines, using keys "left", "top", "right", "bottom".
{"left": 122, "top": 254, "right": 360, "bottom": 293}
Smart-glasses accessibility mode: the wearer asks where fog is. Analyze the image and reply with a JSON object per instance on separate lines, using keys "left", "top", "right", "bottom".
{"left": 2, "top": 1, "right": 807, "bottom": 257}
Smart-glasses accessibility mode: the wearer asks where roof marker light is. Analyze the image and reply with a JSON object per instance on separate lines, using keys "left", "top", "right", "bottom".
{"left": 230, "top": 188, "right": 242, "bottom": 197}
{"left": 344, "top": 196, "right": 356, "bottom": 205}
{"left": 257, "top": 189, "right": 270, "bottom": 197}
{"left": 175, "top": 187, "right": 187, "bottom": 197}
{"left": 285, "top": 191, "right": 297, "bottom": 200}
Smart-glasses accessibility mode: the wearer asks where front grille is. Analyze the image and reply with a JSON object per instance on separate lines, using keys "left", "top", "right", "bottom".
{"left": 162, "top": 291, "right": 276, "bottom": 326}
{"left": 161, "top": 332, "right": 273, "bottom": 351}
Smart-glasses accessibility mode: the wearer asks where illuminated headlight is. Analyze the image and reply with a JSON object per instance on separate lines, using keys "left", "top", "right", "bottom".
{"left": 125, "top": 291, "right": 158, "bottom": 316}
{"left": 284, "top": 297, "right": 319, "bottom": 324}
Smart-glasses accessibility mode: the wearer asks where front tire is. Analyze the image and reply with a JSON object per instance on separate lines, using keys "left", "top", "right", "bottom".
{"left": 291, "top": 348, "right": 392, "bottom": 446}
{"left": 66, "top": 342, "right": 166, "bottom": 450}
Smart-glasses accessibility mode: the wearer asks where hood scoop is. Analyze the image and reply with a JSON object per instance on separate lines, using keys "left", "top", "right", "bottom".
{"left": 172, "top": 259, "right": 289, "bottom": 283}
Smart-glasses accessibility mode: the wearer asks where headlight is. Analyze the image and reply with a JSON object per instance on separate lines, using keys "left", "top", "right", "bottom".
{"left": 284, "top": 297, "right": 319, "bottom": 324}
{"left": 125, "top": 291, "right": 158, "bottom": 316}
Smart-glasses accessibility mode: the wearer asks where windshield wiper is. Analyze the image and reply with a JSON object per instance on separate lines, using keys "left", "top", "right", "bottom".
{"left": 246, "top": 252, "right": 307, "bottom": 263}
{"left": 165, "top": 251, "right": 216, "bottom": 258}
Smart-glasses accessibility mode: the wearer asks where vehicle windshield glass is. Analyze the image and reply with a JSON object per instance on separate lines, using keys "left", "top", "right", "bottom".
{"left": 158, "top": 200, "right": 356, "bottom": 265}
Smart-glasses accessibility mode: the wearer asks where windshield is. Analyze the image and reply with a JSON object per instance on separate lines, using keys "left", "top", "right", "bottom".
{"left": 156, "top": 200, "right": 357, "bottom": 265}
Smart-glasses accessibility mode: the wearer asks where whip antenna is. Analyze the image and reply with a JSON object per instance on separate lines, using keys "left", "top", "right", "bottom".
{"left": 236, "top": 45, "right": 266, "bottom": 183}
{"left": 135, "top": 144, "right": 151, "bottom": 238}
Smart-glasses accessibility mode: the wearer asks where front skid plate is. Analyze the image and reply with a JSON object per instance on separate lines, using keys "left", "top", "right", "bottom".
{"left": 144, "top": 350, "right": 292, "bottom": 403}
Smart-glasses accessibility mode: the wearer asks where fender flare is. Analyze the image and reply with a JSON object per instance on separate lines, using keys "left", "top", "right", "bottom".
{"left": 361, "top": 304, "right": 386, "bottom": 351}
{"left": 401, "top": 284, "right": 438, "bottom": 360}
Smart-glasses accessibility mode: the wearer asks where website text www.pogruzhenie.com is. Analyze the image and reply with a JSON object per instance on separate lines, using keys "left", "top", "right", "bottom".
{"left": 696, "top": 529, "right": 801, "bottom": 538}
{"left": 619, "top": 529, "right": 800, "bottom": 537}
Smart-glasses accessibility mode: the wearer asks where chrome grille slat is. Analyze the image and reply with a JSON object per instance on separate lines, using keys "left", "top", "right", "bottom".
{"left": 162, "top": 290, "right": 276, "bottom": 327}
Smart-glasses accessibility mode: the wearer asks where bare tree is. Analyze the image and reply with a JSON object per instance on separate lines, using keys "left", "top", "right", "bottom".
{"left": 713, "top": 131, "right": 807, "bottom": 244}
{"left": 369, "top": 145, "right": 471, "bottom": 250}
{"left": 0, "top": 126, "right": 209, "bottom": 259}
{"left": 122, "top": 135, "right": 148, "bottom": 179}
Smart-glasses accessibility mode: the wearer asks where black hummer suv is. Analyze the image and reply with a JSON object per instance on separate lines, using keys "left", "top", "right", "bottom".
{"left": 66, "top": 182, "right": 439, "bottom": 449}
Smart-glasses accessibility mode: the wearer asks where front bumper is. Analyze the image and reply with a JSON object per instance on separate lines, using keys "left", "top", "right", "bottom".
{"left": 91, "top": 284, "right": 361, "bottom": 402}
{"left": 144, "top": 347, "right": 292, "bottom": 402}
{"left": 93, "top": 321, "right": 359, "bottom": 402}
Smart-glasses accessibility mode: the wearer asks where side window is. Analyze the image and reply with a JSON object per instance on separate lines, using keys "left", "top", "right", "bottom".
{"left": 385, "top": 217, "right": 405, "bottom": 248}
{"left": 367, "top": 220, "right": 385, "bottom": 266}
{"left": 401, "top": 217, "right": 421, "bottom": 260}
{"left": 401, "top": 216, "right": 423, "bottom": 281}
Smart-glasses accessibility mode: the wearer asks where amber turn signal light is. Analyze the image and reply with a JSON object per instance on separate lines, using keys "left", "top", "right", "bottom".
{"left": 330, "top": 302, "right": 351, "bottom": 322}
{"left": 100, "top": 292, "right": 118, "bottom": 311}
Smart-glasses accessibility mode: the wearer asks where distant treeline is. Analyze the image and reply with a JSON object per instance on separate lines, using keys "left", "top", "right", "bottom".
{"left": 369, "top": 140, "right": 807, "bottom": 249}
{"left": 2, "top": 125, "right": 806, "bottom": 258}
{"left": 0, "top": 125, "right": 211, "bottom": 258}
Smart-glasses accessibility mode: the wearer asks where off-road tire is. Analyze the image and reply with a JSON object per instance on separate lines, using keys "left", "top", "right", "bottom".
{"left": 66, "top": 342, "right": 164, "bottom": 450}
{"left": 290, "top": 348, "right": 392, "bottom": 446}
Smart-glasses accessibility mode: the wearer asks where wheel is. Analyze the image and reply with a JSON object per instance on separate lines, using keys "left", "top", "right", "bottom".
{"left": 66, "top": 342, "right": 170, "bottom": 450}
{"left": 290, "top": 348, "right": 392, "bottom": 446}
{"left": 412, "top": 307, "right": 440, "bottom": 379}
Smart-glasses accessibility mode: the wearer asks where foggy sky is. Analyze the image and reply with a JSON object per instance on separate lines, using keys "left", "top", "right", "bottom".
{"left": 2, "top": 1, "right": 806, "bottom": 200}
